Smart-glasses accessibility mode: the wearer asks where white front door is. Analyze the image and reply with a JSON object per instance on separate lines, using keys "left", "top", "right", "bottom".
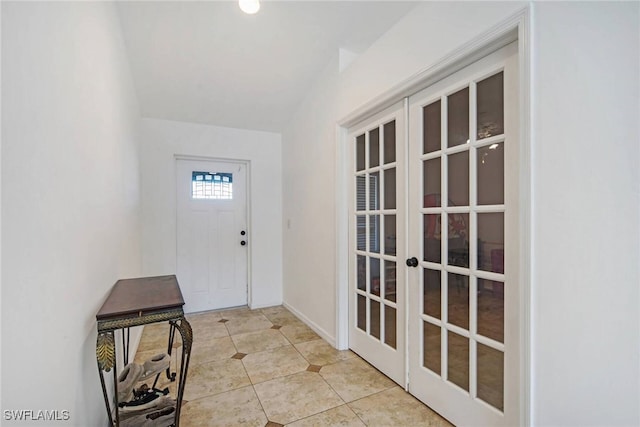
{"left": 176, "top": 159, "right": 248, "bottom": 313}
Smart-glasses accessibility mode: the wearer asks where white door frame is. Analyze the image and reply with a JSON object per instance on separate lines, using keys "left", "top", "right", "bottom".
{"left": 335, "top": 6, "right": 531, "bottom": 425}
{"left": 174, "top": 154, "right": 253, "bottom": 309}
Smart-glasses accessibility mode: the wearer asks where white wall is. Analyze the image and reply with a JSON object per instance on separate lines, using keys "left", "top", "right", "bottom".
{"left": 336, "top": 1, "right": 526, "bottom": 118}
{"left": 282, "top": 0, "right": 525, "bottom": 355}
{"left": 139, "top": 118, "right": 283, "bottom": 309}
{"left": 1, "top": 2, "right": 142, "bottom": 425}
{"left": 282, "top": 56, "right": 341, "bottom": 342}
{"left": 531, "top": 2, "right": 639, "bottom": 425}
{"left": 282, "top": 1, "right": 639, "bottom": 425}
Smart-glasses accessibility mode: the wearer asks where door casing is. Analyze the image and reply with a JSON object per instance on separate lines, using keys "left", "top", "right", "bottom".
{"left": 175, "top": 155, "right": 252, "bottom": 311}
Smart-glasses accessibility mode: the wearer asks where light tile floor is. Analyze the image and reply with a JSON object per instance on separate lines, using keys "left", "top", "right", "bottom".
{"left": 134, "top": 306, "right": 452, "bottom": 427}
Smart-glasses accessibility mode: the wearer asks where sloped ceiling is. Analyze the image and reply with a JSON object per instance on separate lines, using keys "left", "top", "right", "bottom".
{"left": 116, "top": 1, "right": 417, "bottom": 132}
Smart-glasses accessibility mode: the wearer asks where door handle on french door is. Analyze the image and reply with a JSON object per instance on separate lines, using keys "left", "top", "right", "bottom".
{"left": 406, "top": 257, "right": 418, "bottom": 267}
{"left": 241, "top": 240, "right": 247, "bottom": 246}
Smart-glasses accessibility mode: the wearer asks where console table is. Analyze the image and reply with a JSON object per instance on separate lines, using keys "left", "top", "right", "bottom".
{"left": 96, "top": 275, "right": 193, "bottom": 426}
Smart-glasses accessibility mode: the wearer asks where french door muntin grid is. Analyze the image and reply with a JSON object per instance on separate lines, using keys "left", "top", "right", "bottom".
{"left": 419, "top": 68, "right": 506, "bottom": 411}
{"left": 354, "top": 120, "right": 398, "bottom": 348}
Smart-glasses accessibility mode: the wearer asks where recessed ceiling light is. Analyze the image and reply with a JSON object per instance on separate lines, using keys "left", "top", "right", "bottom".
{"left": 239, "top": 0, "right": 260, "bottom": 14}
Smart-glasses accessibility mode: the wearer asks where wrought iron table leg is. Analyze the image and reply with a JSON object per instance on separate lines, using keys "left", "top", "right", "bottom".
{"left": 96, "top": 312, "right": 191, "bottom": 426}
{"left": 173, "top": 317, "right": 192, "bottom": 427}
{"left": 122, "top": 328, "right": 130, "bottom": 366}
{"left": 166, "top": 321, "right": 178, "bottom": 381}
{"left": 96, "top": 331, "right": 117, "bottom": 426}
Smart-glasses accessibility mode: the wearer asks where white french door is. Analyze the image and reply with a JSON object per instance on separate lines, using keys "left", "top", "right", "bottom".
{"left": 348, "top": 103, "right": 406, "bottom": 386}
{"left": 407, "top": 42, "right": 519, "bottom": 426}
{"left": 349, "top": 42, "right": 520, "bottom": 426}
{"left": 176, "top": 159, "right": 248, "bottom": 313}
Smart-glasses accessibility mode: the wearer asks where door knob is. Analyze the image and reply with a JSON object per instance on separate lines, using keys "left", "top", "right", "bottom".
{"left": 406, "top": 257, "right": 418, "bottom": 267}
{"left": 240, "top": 230, "right": 246, "bottom": 236}
{"left": 241, "top": 240, "right": 246, "bottom": 246}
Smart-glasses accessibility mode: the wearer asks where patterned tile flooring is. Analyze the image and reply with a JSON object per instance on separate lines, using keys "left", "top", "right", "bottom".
{"left": 134, "top": 306, "right": 452, "bottom": 426}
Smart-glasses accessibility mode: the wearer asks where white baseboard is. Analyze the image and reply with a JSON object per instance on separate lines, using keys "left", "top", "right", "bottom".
{"left": 283, "top": 302, "right": 336, "bottom": 348}
{"left": 250, "top": 301, "right": 283, "bottom": 310}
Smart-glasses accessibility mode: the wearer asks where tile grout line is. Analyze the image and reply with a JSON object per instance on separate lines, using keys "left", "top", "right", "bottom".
{"left": 241, "top": 309, "right": 380, "bottom": 424}
{"left": 286, "top": 403, "right": 363, "bottom": 426}
{"left": 310, "top": 370, "right": 355, "bottom": 424}
{"left": 235, "top": 317, "right": 345, "bottom": 425}
{"left": 236, "top": 347, "right": 271, "bottom": 424}
{"left": 159, "top": 307, "right": 450, "bottom": 426}
{"left": 233, "top": 330, "right": 291, "bottom": 357}
{"left": 281, "top": 335, "right": 364, "bottom": 423}
{"left": 306, "top": 353, "right": 399, "bottom": 426}
{"left": 180, "top": 318, "right": 264, "bottom": 414}
{"left": 259, "top": 311, "right": 361, "bottom": 424}
{"left": 255, "top": 308, "right": 318, "bottom": 425}
{"left": 252, "top": 369, "right": 347, "bottom": 426}
{"left": 345, "top": 387, "right": 399, "bottom": 427}
{"left": 231, "top": 310, "right": 278, "bottom": 425}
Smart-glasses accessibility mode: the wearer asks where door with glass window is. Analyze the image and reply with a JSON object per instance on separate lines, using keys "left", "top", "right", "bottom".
{"left": 349, "top": 43, "right": 520, "bottom": 426}
{"left": 348, "top": 103, "right": 406, "bottom": 385}
{"left": 177, "top": 159, "right": 248, "bottom": 313}
{"left": 406, "top": 42, "right": 519, "bottom": 426}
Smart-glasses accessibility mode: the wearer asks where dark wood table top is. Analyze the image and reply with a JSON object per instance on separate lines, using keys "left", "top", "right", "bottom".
{"left": 96, "top": 275, "right": 184, "bottom": 321}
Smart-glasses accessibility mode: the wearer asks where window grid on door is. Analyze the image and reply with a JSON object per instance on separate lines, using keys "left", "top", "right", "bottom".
{"left": 192, "top": 171, "right": 234, "bottom": 200}
{"left": 354, "top": 120, "right": 398, "bottom": 349}
{"left": 419, "top": 69, "right": 506, "bottom": 412}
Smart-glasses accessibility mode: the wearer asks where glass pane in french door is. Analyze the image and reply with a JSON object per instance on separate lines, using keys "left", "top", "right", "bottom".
{"left": 353, "top": 120, "right": 399, "bottom": 351}
{"left": 477, "top": 342, "right": 504, "bottom": 411}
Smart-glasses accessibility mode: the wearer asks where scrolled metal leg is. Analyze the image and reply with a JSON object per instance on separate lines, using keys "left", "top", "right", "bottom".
{"left": 96, "top": 331, "right": 117, "bottom": 426}
{"left": 166, "top": 321, "right": 178, "bottom": 381}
